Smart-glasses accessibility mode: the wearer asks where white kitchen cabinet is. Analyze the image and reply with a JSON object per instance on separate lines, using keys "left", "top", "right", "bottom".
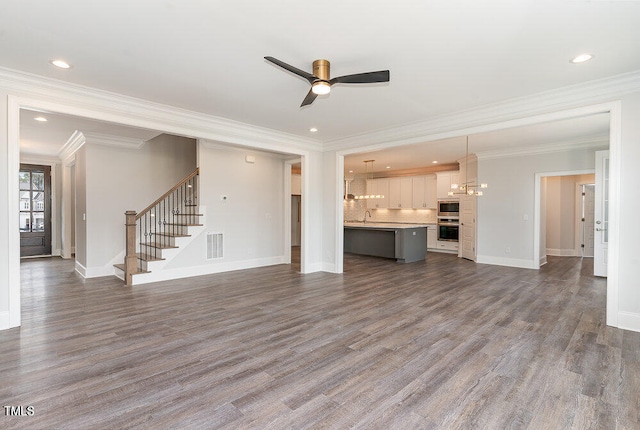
{"left": 388, "top": 177, "right": 412, "bottom": 209}
{"left": 412, "top": 175, "right": 437, "bottom": 209}
{"left": 436, "top": 171, "right": 461, "bottom": 199}
{"left": 436, "top": 240, "right": 459, "bottom": 252}
{"left": 426, "top": 225, "right": 437, "bottom": 249}
{"left": 366, "top": 179, "right": 389, "bottom": 209}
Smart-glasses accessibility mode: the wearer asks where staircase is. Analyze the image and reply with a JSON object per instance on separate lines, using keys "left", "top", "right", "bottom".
{"left": 114, "top": 168, "right": 203, "bottom": 285}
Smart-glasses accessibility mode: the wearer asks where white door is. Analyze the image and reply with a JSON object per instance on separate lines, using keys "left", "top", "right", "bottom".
{"left": 460, "top": 194, "right": 476, "bottom": 261}
{"left": 594, "top": 150, "right": 609, "bottom": 277}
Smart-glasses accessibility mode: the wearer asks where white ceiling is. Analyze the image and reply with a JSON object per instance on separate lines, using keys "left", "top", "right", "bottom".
{"left": 20, "top": 109, "right": 161, "bottom": 157}
{"left": 3, "top": 1, "right": 635, "bottom": 165}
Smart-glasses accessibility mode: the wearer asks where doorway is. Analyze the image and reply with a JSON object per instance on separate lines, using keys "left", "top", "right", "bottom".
{"left": 541, "top": 173, "right": 595, "bottom": 262}
{"left": 19, "top": 164, "right": 52, "bottom": 257}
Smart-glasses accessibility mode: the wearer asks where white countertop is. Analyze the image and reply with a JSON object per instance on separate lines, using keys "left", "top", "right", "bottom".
{"left": 344, "top": 222, "right": 431, "bottom": 229}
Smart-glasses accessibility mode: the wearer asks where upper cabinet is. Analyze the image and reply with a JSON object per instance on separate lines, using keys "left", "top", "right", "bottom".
{"left": 363, "top": 172, "right": 457, "bottom": 208}
{"left": 366, "top": 178, "right": 389, "bottom": 209}
{"left": 412, "top": 175, "right": 437, "bottom": 209}
{"left": 388, "top": 177, "right": 413, "bottom": 209}
{"left": 436, "top": 171, "right": 461, "bottom": 199}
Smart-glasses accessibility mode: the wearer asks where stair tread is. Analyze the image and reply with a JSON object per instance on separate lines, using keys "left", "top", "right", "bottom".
{"left": 113, "top": 263, "right": 150, "bottom": 275}
{"left": 153, "top": 232, "right": 191, "bottom": 238}
{"left": 164, "top": 223, "right": 204, "bottom": 226}
{"left": 136, "top": 253, "right": 165, "bottom": 262}
{"left": 140, "top": 242, "right": 179, "bottom": 249}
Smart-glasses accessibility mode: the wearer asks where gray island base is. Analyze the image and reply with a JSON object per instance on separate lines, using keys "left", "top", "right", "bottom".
{"left": 344, "top": 223, "right": 428, "bottom": 263}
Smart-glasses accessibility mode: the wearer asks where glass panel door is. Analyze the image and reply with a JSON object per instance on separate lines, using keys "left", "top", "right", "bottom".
{"left": 19, "top": 164, "right": 52, "bottom": 257}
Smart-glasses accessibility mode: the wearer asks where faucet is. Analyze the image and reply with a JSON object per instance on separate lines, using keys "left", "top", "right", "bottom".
{"left": 363, "top": 210, "right": 371, "bottom": 223}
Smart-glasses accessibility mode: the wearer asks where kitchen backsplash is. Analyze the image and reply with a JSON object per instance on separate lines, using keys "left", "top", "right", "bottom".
{"left": 344, "top": 178, "right": 437, "bottom": 224}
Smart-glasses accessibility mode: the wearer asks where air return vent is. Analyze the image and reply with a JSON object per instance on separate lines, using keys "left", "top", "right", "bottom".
{"left": 207, "top": 232, "right": 223, "bottom": 259}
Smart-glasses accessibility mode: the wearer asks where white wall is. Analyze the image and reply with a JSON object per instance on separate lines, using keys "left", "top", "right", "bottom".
{"left": 161, "top": 142, "right": 286, "bottom": 271}
{"left": 477, "top": 146, "right": 605, "bottom": 268}
{"left": 74, "top": 147, "right": 88, "bottom": 270}
{"left": 617, "top": 92, "right": 640, "bottom": 328}
{"left": 80, "top": 134, "right": 196, "bottom": 275}
{"left": 0, "top": 88, "right": 11, "bottom": 325}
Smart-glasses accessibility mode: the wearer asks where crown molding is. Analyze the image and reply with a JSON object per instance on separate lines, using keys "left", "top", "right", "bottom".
{"left": 82, "top": 132, "right": 146, "bottom": 150}
{"left": 19, "top": 154, "right": 61, "bottom": 166}
{"left": 57, "top": 130, "right": 85, "bottom": 162}
{"left": 2, "top": 65, "right": 637, "bottom": 158}
{"left": 0, "top": 67, "right": 322, "bottom": 154}
{"left": 200, "top": 139, "right": 299, "bottom": 161}
{"left": 324, "top": 70, "right": 640, "bottom": 152}
{"left": 476, "top": 135, "right": 609, "bottom": 160}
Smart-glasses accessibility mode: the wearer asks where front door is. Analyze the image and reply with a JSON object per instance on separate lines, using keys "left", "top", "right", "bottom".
{"left": 594, "top": 151, "right": 609, "bottom": 277}
{"left": 19, "top": 164, "right": 52, "bottom": 257}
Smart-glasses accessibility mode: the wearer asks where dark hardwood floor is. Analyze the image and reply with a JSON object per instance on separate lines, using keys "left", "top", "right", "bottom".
{"left": 2, "top": 252, "right": 639, "bottom": 429}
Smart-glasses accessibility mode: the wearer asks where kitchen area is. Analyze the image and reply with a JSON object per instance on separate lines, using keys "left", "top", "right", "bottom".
{"left": 344, "top": 161, "right": 469, "bottom": 263}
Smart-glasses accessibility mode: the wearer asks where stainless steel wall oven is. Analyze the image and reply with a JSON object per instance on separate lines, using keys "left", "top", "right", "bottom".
{"left": 437, "top": 219, "right": 459, "bottom": 242}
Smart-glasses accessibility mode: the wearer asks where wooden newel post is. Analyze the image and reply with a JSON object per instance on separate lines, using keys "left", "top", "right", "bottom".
{"left": 124, "top": 210, "right": 137, "bottom": 286}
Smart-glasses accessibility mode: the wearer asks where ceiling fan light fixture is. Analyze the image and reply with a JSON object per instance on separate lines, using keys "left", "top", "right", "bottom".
{"left": 311, "top": 81, "right": 331, "bottom": 95}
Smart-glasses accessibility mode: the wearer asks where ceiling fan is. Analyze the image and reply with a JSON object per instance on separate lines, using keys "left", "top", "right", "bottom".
{"left": 264, "top": 56, "right": 390, "bottom": 107}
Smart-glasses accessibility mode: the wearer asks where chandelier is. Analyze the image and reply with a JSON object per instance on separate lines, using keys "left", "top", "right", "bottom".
{"left": 354, "top": 160, "right": 384, "bottom": 200}
{"left": 449, "top": 137, "right": 487, "bottom": 197}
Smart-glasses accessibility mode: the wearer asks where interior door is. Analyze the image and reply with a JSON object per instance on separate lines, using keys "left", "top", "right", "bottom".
{"left": 460, "top": 193, "right": 476, "bottom": 261}
{"left": 594, "top": 151, "right": 609, "bottom": 277}
{"left": 20, "top": 164, "right": 52, "bottom": 257}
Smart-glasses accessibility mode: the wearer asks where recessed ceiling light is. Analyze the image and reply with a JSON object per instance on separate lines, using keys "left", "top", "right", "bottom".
{"left": 50, "top": 59, "right": 72, "bottom": 69}
{"left": 34, "top": 116, "right": 48, "bottom": 122}
{"left": 386, "top": 166, "right": 391, "bottom": 169}
{"left": 432, "top": 160, "right": 439, "bottom": 164}
{"left": 570, "top": 53, "right": 593, "bottom": 64}
{"left": 309, "top": 127, "right": 318, "bottom": 133}
{"left": 348, "top": 170, "right": 354, "bottom": 173}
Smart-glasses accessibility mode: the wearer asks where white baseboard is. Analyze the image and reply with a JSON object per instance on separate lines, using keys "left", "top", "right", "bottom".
{"left": 546, "top": 248, "right": 577, "bottom": 257}
{"left": 75, "top": 261, "right": 87, "bottom": 277}
{"left": 318, "top": 262, "right": 337, "bottom": 273}
{"left": 130, "top": 255, "right": 287, "bottom": 285}
{"left": 539, "top": 255, "right": 548, "bottom": 266}
{"left": 0, "top": 311, "right": 19, "bottom": 330}
{"left": 476, "top": 255, "right": 537, "bottom": 270}
{"left": 617, "top": 311, "right": 640, "bottom": 333}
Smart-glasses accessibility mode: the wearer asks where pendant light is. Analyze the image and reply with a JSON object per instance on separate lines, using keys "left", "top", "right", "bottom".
{"left": 354, "top": 160, "right": 384, "bottom": 200}
{"left": 449, "top": 136, "right": 487, "bottom": 197}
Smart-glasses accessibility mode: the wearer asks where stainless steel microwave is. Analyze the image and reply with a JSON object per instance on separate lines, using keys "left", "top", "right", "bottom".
{"left": 437, "top": 200, "right": 459, "bottom": 217}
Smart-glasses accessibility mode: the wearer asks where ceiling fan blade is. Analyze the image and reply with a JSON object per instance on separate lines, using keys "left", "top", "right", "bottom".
{"left": 330, "top": 70, "right": 390, "bottom": 85}
{"left": 265, "top": 56, "right": 316, "bottom": 84}
{"left": 300, "top": 88, "right": 318, "bottom": 107}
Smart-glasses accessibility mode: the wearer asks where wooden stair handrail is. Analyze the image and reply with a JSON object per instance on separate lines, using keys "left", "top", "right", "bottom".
{"left": 135, "top": 168, "right": 199, "bottom": 221}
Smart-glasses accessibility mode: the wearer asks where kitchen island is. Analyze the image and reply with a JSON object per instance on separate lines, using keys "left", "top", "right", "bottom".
{"left": 344, "top": 222, "right": 428, "bottom": 263}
